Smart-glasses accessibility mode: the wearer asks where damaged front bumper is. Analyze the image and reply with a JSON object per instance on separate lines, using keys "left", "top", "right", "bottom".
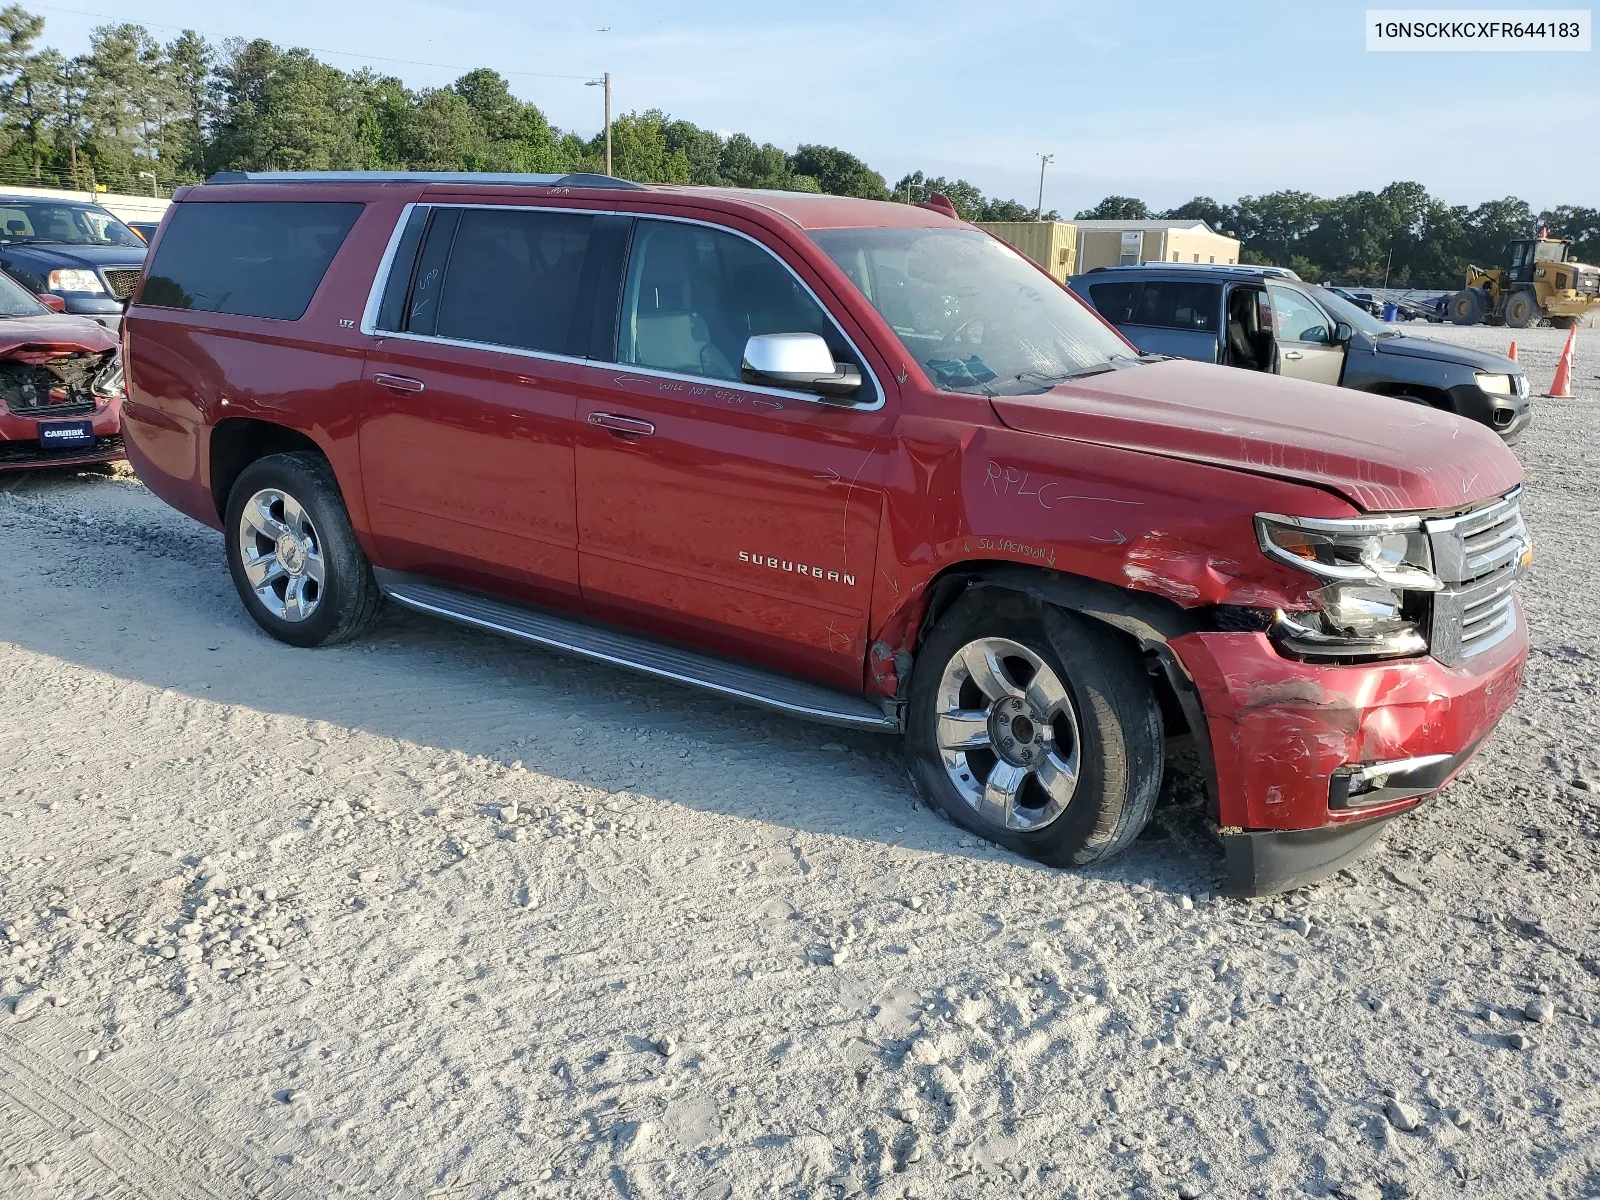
{"left": 0, "top": 395, "right": 124, "bottom": 470}
{"left": 0, "top": 343, "right": 124, "bottom": 470}
{"left": 1171, "top": 610, "right": 1527, "bottom": 895}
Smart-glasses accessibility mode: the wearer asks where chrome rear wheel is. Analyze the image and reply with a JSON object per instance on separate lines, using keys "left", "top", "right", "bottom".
{"left": 236, "top": 486, "right": 326, "bottom": 623}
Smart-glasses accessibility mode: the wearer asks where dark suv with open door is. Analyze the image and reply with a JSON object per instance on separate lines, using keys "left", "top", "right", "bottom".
{"left": 1070, "top": 264, "right": 1530, "bottom": 442}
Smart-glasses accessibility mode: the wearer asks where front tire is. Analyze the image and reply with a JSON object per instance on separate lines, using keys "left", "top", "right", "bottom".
{"left": 905, "top": 589, "right": 1163, "bottom": 868}
{"left": 1504, "top": 290, "right": 1539, "bottom": 329}
{"left": 1449, "top": 289, "right": 1484, "bottom": 326}
{"left": 224, "top": 451, "right": 383, "bottom": 648}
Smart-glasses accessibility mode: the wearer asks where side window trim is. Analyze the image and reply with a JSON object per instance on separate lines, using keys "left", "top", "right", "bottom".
{"left": 407, "top": 208, "right": 462, "bottom": 338}
{"left": 371, "top": 204, "right": 430, "bottom": 333}
{"left": 361, "top": 202, "right": 884, "bottom": 411}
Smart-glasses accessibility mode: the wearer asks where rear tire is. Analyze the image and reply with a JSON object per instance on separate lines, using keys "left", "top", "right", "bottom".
{"left": 224, "top": 451, "right": 383, "bottom": 648}
{"left": 1504, "top": 290, "right": 1540, "bottom": 329}
{"left": 1449, "top": 289, "right": 1485, "bottom": 326}
{"left": 905, "top": 589, "right": 1163, "bottom": 868}
{"left": 1549, "top": 315, "right": 1578, "bottom": 330}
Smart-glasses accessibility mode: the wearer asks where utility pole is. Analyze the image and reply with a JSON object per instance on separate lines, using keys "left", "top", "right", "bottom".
{"left": 588, "top": 73, "right": 612, "bottom": 175}
{"left": 1382, "top": 245, "right": 1393, "bottom": 291}
{"left": 1035, "top": 153, "right": 1054, "bottom": 221}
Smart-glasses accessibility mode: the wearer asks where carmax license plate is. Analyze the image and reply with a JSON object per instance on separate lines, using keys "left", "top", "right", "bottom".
{"left": 38, "top": 419, "right": 94, "bottom": 450}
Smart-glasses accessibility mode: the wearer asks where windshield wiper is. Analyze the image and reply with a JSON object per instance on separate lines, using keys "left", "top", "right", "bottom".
{"left": 1015, "top": 363, "right": 1117, "bottom": 387}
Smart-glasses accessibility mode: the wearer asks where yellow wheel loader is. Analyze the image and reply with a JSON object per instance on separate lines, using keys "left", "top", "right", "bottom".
{"left": 1447, "top": 235, "right": 1600, "bottom": 329}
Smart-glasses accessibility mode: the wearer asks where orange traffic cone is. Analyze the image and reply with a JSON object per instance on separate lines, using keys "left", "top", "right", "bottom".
{"left": 1507, "top": 340, "right": 1518, "bottom": 361}
{"left": 1546, "top": 325, "right": 1576, "bottom": 397}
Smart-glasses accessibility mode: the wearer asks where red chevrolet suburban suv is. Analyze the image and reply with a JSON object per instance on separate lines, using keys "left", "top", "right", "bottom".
{"left": 120, "top": 172, "right": 1531, "bottom": 894}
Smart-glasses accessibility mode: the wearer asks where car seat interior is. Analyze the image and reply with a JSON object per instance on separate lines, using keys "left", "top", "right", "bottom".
{"left": 1226, "top": 286, "right": 1273, "bottom": 371}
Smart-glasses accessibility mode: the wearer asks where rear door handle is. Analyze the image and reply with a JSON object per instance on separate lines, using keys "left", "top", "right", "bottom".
{"left": 587, "top": 412, "right": 656, "bottom": 438}
{"left": 1283, "top": 350, "right": 1303, "bottom": 361}
{"left": 373, "top": 372, "right": 425, "bottom": 394}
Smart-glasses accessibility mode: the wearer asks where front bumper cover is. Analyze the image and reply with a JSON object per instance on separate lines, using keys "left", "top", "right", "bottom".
{"left": 1170, "top": 617, "right": 1526, "bottom": 892}
{"left": 1221, "top": 737, "right": 1483, "bottom": 895}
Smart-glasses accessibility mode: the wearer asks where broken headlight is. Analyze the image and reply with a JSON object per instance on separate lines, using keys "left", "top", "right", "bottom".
{"left": 1255, "top": 513, "right": 1442, "bottom": 659}
{"left": 92, "top": 351, "right": 124, "bottom": 399}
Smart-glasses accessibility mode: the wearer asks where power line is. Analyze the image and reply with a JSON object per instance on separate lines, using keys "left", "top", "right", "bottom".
{"left": 30, "top": 4, "right": 597, "bottom": 81}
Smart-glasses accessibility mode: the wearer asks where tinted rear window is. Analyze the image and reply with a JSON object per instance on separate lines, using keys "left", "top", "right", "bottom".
{"left": 1131, "top": 280, "right": 1219, "bottom": 332}
{"left": 1087, "top": 281, "right": 1141, "bottom": 325}
{"left": 432, "top": 208, "right": 595, "bottom": 353}
{"left": 141, "top": 201, "right": 363, "bottom": 320}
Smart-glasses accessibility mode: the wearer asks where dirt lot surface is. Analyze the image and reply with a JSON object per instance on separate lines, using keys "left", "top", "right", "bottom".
{"left": 1, "top": 322, "right": 1597, "bottom": 1200}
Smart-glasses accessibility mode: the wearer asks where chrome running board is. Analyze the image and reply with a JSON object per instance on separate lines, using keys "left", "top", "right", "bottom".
{"left": 375, "top": 571, "right": 898, "bottom": 732}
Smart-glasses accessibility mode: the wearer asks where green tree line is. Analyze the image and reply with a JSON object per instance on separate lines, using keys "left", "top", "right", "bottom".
{"left": 0, "top": 5, "right": 1044, "bottom": 218}
{"left": 1076, "top": 189, "right": 1600, "bottom": 290}
{"left": 0, "top": 3, "right": 1592, "bottom": 289}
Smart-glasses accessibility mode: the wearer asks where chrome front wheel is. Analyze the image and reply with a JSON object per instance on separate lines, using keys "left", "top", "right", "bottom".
{"left": 236, "top": 487, "right": 326, "bottom": 623}
{"left": 934, "top": 636, "right": 1081, "bottom": 832}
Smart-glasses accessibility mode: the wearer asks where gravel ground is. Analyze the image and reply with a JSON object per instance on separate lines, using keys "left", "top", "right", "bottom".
{"left": 0, "top": 321, "right": 1596, "bottom": 1200}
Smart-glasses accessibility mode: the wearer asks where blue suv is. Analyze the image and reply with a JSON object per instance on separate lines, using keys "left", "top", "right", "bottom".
{"left": 1068, "top": 264, "right": 1529, "bottom": 442}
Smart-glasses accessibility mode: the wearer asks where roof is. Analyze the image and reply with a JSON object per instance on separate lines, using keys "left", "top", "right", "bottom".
{"left": 1072, "top": 263, "right": 1301, "bottom": 281}
{"left": 198, "top": 171, "right": 955, "bottom": 232}
{"left": 0, "top": 193, "right": 106, "bottom": 206}
{"left": 206, "top": 170, "right": 645, "bottom": 190}
{"left": 654, "top": 186, "right": 953, "bottom": 230}
{"left": 1074, "top": 219, "right": 1232, "bottom": 235}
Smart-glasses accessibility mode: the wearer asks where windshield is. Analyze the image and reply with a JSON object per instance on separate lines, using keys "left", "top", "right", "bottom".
{"left": 1533, "top": 241, "right": 1567, "bottom": 263}
{"left": 809, "top": 227, "right": 1133, "bottom": 395}
{"left": 1312, "top": 286, "right": 1394, "bottom": 337}
{"left": 0, "top": 202, "right": 144, "bottom": 248}
{"left": 0, "top": 267, "right": 46, "bottom": 317}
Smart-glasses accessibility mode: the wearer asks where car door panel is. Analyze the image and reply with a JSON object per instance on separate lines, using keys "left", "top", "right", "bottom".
{"left": 359, "top": 339, "right": 583, "bottom": 601}
{"left": 357, "top": 204, "right": 600, "bottom": 605}
{"left": 1267, "top": 283, "right": 1345, "bottom": 386}
{"left": 576, "top": 370, "right": 888, "bottom": 688}
{"left": 573, "top": 216, "right": 891, "bottom": 690}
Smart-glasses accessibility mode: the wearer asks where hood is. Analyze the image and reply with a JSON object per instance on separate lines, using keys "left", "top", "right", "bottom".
{"left": 0, "top": 242, "right": 147, "bottom": 270}
{"left": 989, "top": 359, "right": 1522, "bottom": 513}
{"left": 0, "top": 313, "right": 118, "bottom": 356}
{"left": 1373, "top": 332, "right": 1519, "bottom": 374}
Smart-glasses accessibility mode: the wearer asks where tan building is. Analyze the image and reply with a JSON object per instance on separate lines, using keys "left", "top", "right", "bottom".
{"left": 1072, "top": 219, "right": 1240, "bottom": 272}
{"left": 974, "top": 220, "right": 1078, "bottom": 283}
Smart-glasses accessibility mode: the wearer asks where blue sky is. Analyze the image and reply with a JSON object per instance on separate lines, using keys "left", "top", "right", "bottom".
{"left": 33, "top": 0, "right": 1599, "bottom": 211}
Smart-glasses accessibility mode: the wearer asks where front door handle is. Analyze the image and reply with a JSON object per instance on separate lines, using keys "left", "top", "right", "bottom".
{"left": 373, "top": 372, "right": 425, "bottom": 394}
{"left": 1283, "top": 350, "right": 1303, "bottom": 361}
{"left": 588, "top": 412, "right": 656, "bottom": 438}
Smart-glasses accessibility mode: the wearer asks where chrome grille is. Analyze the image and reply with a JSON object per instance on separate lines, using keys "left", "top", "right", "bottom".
{"left": 100, "top": 268, "right": 143, "bottom": 300}
{"left": 1426, "top": 489, "right": 1526, "bottom": 666}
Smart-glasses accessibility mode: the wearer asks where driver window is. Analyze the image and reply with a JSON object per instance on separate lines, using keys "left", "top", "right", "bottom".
{"left": 618, "top": 220, "right": 841, "bottom": 383}
{"left": 1266, "top": 285, "right": 1332, "bottom": 344}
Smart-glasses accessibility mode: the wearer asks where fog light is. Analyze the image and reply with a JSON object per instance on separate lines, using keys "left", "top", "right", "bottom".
{"left": 1330, "top": 753, "right": 1454, "bottom": 810}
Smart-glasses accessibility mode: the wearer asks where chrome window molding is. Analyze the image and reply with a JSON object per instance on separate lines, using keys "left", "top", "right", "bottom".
{"left": 359, "top": 201, "right": 421, "bottom": 335}
{"left": 1255, "top": 509, "right": 1424, "bottom": 535}
{"left": 359, "top": 201, "right": 886, "bottom": 412}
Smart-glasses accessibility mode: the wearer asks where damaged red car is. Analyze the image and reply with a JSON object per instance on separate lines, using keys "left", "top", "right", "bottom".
{"left": 119, "top": 174, "right": 1530, "bottom": 894}
{"left": 0, "top": 268, "right": 124, "bottom": 470}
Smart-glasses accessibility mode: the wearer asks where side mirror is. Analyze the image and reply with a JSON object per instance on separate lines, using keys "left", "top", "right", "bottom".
{"left": 36, "top": 293, "right": 66, "bottom": 312}
{"left": 741, "top": 333, "right": 862, "bottom": 401}
{"left": 1333, "top": 321, "right": 1354, "bottom": 344}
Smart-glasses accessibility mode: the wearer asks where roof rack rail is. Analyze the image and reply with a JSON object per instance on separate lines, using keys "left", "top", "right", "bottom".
{"left": 203, "top": 170, "right": 645, "bottom": 190}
